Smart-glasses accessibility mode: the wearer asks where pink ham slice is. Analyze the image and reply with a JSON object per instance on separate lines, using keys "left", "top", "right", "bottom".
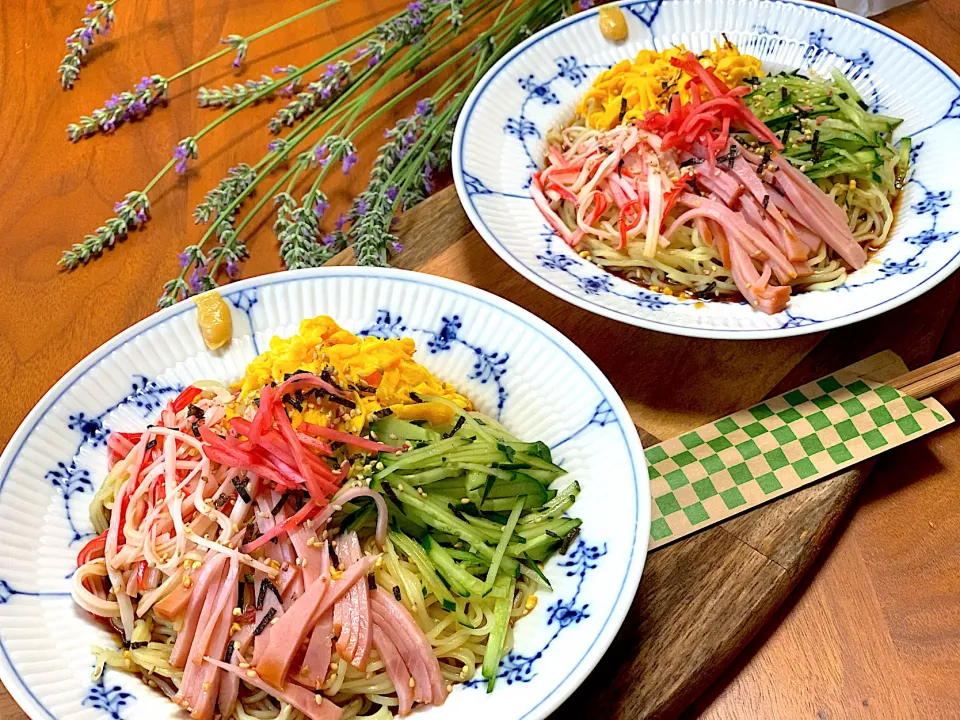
{"left": 370, "top": 590, "right": 447, "bottom": 706}
{"left": 256, "top": 556, "right": 376, "bottom": 688}
{"left": 204, "top": 656, "right": 342, "bottom": 720}
{"left": 170, "top": 554, "right": 227, "bottom": 667}
{"left": 333, "top": 532, "right": 372, "bottom": 670}
{"left": 372, "top": 626, "right": 415, "bottom": 715}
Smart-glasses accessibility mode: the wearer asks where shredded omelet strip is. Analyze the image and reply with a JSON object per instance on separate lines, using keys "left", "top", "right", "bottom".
{"left": 577, "top": 41, "right": 764, "bottom": 130}
{"left": 232, "top": 316, "right": 471, "bottom": 434}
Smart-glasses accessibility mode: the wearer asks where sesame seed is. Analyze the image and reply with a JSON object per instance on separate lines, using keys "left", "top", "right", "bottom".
{"left": 409, "top": 677, "right": 416, "bottom": 688}
{"left": 460, "top": 498, "right": 470, "bottom": 505}
{"left": 246, "top": 670, "right": 258, "bottom": 678}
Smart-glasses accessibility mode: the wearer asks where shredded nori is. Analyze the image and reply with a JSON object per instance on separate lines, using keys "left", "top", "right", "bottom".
{"left": 145, "top": 439, "right": 157, "bottom": 450}
{"left": 326, "top": 393, "right": 355, "bottom": 409}
{"left": 811, "top": 129, "right": 823, "bottom": 163}
{"left": 128, "top": 641, "right": 148, "bottom": 650}
{"left": 328, "top": 544, "right": 340, "bottom": 570}
{"left": 618, "top": 96, "right": 627, "bottom": 123}
{"left": 254, "top": 607, "right": 277, "bottom": 636}
{"left": 191, "top": 421, "right": 201, "bottom": 438}
{"left": 256, "top": 579, "right": 282, "bottom": 610}
{"left": 223, "top": 640, "right": 236, "bottom": 664}
{"left": 780, "top": 86, "right": 788, "bottom": 104}
{"left": 780, "top": 123, "right": 792, "bottom": 147}
{"left": 368, "top": 408, "right": 394, "bottom": 422}
{"left": 270, "top": 494, "right": 288, "bottom": 516}
{"left": 443, "top": 415, "right": 466, "bottom": 439}
{"left": 392, "top": 585, "right": 402, "bottom": 602}
{"left": 679, "top": 157, "right": 703, "bottom": 168}
{"left": 213, "top": 493, "right": 229, "bottom": 510}
{"left": 544, "top": 529, "right": 562, "bottom": 539}
{"left": 367, "top": 574, "right": 377, "bottom": 590}
{"left": 187, "top": 404, "right": 204, "bottom": 419}
{"left": 409, "top": 391, "right": 425, "bottom": 404}
{"left": 232, "top": 478, "right": 251, "bottom": 504}
{"left": 617, "top": 158, "right": 624, "bottom": 177}
{"left": 559, "top": 527, "right": 581, "bottom": 555}
{"left": 286, "top": 395, "right": 304, "bottom": 412}
{"left": 237, "top": 582, "right": 245, "bottom": 611}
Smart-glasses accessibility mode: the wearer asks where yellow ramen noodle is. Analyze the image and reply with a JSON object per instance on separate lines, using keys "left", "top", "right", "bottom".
{"left": 234, "top": 315, "right": 471, "bottom": 433}
{"left": 577, "top": 41, "right": 763, "bottom": 129}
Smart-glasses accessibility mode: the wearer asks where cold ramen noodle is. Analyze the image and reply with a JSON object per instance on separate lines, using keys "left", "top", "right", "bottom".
{"left": 72, "top": 316, "right": 581, "bottom": 720}
{"left": 532, "top": 41, "right": 912, "bottom": 313}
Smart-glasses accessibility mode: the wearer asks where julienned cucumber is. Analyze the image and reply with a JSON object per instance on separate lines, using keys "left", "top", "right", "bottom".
{"left": 482, "top": 573, "right": 516, "bottom": 692}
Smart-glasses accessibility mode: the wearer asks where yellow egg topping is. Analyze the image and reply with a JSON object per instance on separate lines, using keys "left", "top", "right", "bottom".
{"left": 234, "top": 315, "right": 471, "bottom": 433}
{"left": 576, "top": 41, "right": 763, "bottom": 130}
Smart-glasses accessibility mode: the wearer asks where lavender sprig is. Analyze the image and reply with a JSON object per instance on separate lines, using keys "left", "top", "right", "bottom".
{"left": 194, "top": 163, "right": 258, "bottom": 231}
{"left": 59, "top": 1, "right": 118, "bottom": 89}
{"left": 59, "top": 190, "right": 149, "bottom": 268}
{"left": 268, "top": 61, "right": 352, "bottom": 133}
{"left": 197, "top": 76, "right": 275, "bottom": 109}
{"left": 173, "top": 137, "right": 199, "bottom": 174}
{"left": 221, "top": 34, "right": 249, "bottom": 69}
{"left": 67, "top": 75, "right": 169, "bottom": 141}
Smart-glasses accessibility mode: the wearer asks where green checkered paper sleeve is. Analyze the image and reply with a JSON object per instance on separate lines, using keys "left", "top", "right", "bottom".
{"left": 646, "top": 368, "right": 952, "bottom": 549}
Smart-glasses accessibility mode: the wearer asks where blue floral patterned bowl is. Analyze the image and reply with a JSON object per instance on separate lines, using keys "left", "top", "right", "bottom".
{"left": 453, "top": 0, "right": 960, "bottom": 339}
{"left": 0, "top": 268, "right": 648, "bottom": 720}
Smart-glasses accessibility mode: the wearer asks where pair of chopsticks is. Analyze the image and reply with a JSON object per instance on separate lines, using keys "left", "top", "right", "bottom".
{"left": 890, "top": 351, "right": 960, "bottom": 398}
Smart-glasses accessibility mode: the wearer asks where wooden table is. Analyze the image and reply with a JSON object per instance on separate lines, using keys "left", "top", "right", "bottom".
{"left": 2, "top": 1, "right": 960, "bottom": 718}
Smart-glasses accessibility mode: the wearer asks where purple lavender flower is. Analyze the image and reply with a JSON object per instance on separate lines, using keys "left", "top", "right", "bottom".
{"left": 273, "top": 66, "right": 285, "bottom": 74}
{"left": 174, "top": 145, "right": 190, "bottom": 174}
{"left": 386, "top": 186, "right": 399, "bottom": 203}
{"left": 342, "top": 151, "right": 359, "bottom": 175}
{"left": 59, "top": 1, "right": 119, "bottom": 90}
{"left": 86, "top": 3, "right": 96, "bottom": 12}
{"left": 135, "top": 76, "right": 153, "bottom": 92}
{"left": 226, "top": 261, "right": 241, "bottom": 279}
{"left": 135, "top": 209, "right": 148, "bottom": 224}
{"left": 322, "top": 234, "right": 336, "bottom": 247}
{"left": 188, "top": 265, "right": 208, "bottom": 293}
{"left": 423, "top": 164, "right": 434, "bottom": 194}
{"left": 391, "top": 241, "right": 403, "bottom": 253}
{"left": 178, "top": 251, "right": 191, "bottom": 267}
{"left": 114, "top": 200, "right": 126, "bottom": 213}
{"left": 355, "top": 47, "right": 368, "bottom": 59}
{"left": 232, "top": 57, "right": 242, "bottom": 69}
{"left": 402, "top": 131, "right": 417, "bottom": 147}
{"left": 81, "top": 27, "right": 95, "bottom": 43}
{"left": 407, "top": 1, "right": 424, "bottom": 11}
{"left": 334, "top": 214, "right": 347, "bottom": 231}
{"left": 315, "top": 197, "right": 329, "bottom": 218}
{"left": 324, "top": 64, "right": 338, "bottom": 79}
{"left": 320, "top": 85, "right": 333, "bottom": 100}
{"left": 104, "top": 93, "right": 119, "bottom": 109}
{"left": 367, "top": 54, "right": 381, "bottom": 68}
{"left": 355, "top": 198, "right": 369, "bottom": 216}
{"left": 268, "top": 139, "right": 283, "bottom": 152}
{"left": 415, "top": 100, "right": 431, "bottom": 116}
{"left": 314, "top": 144, "right": 329, "bottom": 166}
{"left": 578, "top": 0, "right": 593, "bottom": 8}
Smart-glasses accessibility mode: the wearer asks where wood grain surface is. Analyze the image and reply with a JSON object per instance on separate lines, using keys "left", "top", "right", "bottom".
{"left": 2, "top": 1, "right": 960, "bottom": 719}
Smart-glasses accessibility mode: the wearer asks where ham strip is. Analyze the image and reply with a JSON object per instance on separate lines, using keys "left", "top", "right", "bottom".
{"left": 334, "top": 532, "right": 372, "bottom": 670}
{"left": 256, "top": 556, "right": 376, "bottom": 687}
{"left": 170, "top": 555, "right": 227, "bottom": 667}
{"left": 203, "top": 656, "right": 342, "bottom": 720}
{"left": 373, "top": 626, "right": 415, "bottom": 716}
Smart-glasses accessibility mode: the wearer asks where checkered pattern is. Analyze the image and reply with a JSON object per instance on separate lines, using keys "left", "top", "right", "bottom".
{"left": 647, "top": 371, "right": 952, "bottom": 549}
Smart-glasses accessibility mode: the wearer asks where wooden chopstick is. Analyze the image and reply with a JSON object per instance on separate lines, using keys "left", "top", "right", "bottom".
{"left": 889, "top": 350, "right": 960, "bottom": 399}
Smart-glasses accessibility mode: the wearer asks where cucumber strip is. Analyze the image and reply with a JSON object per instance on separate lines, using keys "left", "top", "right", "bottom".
{"left": 371, "top": 416, "right": 442, "bottom": 444}
{"left": 421, "top": 535, "right": 484, "bottom": 597}
{"left": 389, "top": 530, "right": 458, "bottom": 607}
{"left": 482, "top": 573, "right": 516, "bottom": 692}
{"left": 484, "top": 498, "right": 524, "bottom": 593}
{"left": 506, "top": 531, "right": 561, "bottom": 558}
{"left": 394, "top": 466, "right": 463, "bottom": 486}
{"left": 457, "top": 463, "right": 515, "bottom": 481}
{"left": 481, "top": 495, "right": 545, "bottom": 512}
{"left": 467, "top": 412, "right": 520, "bottom": 442}
{"left": 374, "top": 437, "right": 471, "bottom": 480}
{"left": 516, "top": 516, "right": 582, "bottom": 541}
{"left": 518, "top": 481, "right": 581, "bottom": 524}
{"left": 895, "top": 137, "right": 912, "bottom": 189}
{"left": 484, "top": 474, "right": 548, "bottom": 502}
{"left": 463, "top": 513, "right": 526, "bottom": 545}
{"left": 384, "top": 496, "right": 427, "bottom": 539}
{"left": 521, "top": 554, "right": 553, "bottom": 590}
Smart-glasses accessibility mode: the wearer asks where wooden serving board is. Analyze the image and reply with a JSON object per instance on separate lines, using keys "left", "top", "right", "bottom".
{"left": 331, "top": 186, "right": 960, "bottom": 719}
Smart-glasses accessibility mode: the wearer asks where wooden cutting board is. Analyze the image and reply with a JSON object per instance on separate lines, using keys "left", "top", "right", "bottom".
{"left": 329, "top": 185, "right": 960, "bottom": 719}
{"left": 2, "top": 185, "right": 958, "bottom": 720}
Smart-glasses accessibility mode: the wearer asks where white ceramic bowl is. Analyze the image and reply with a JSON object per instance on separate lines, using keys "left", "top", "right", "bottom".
{"left": 0, "top": 268, "right": 648, "bottom": 720}
{"left": 453, "top": 0, "right": 960, "bottom": 339}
